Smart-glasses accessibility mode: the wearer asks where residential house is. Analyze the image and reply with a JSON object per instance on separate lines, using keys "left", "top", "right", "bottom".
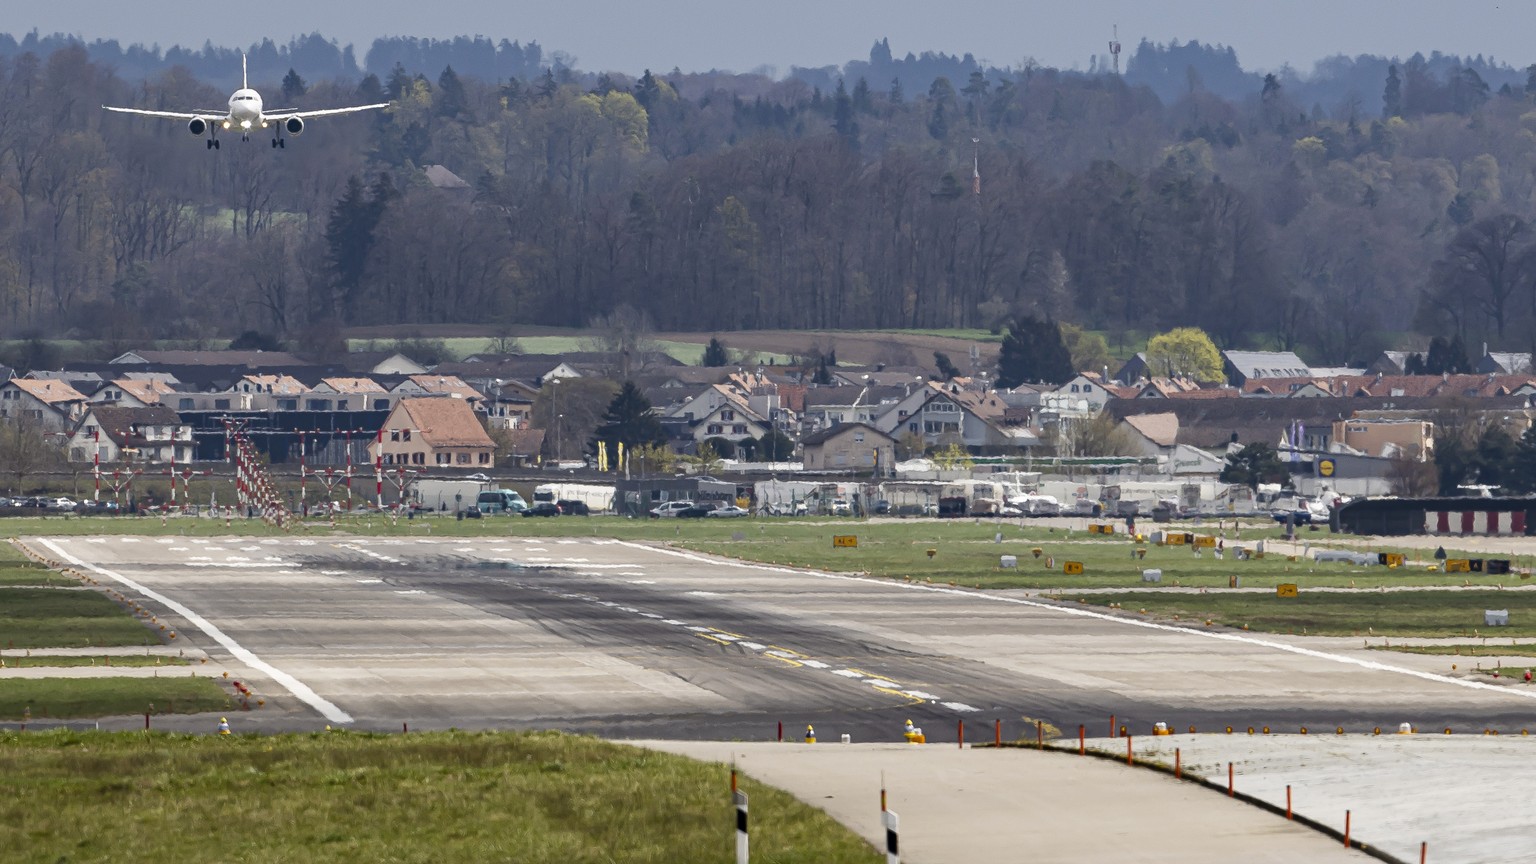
{"left": 66, "top": 405, "right": 192, "bottom": 464}
{"left": 1118, "top": 412, "right": 1179, "bottom": 457}
{"left": 305, "top": 377, "right": 392, "bottom": 412}
{"left": 90, "top": 378, "right": 178, "bottom": 408}
{"left": 369, "top": 397, "right": 496, "bottom": 469}
{"left": 1222, "top": 350, "right": 1311, "bottom": 386}
{"left": 1113, "top": 353, "right": 1153, "bottom": 383}
{"left": 1366, "top": 351, "right": 1413, "bottom": 376}
{"left": 0, "top": 378, "right": 88, "bottom": 431}
{"left": 340, "top": 351, "right": 429, "bottom": 376}
{"left": 661, "top": 384, "right": 770, "bottom": 448}
{"left": 1476, "top": 351, "right": 1532, "bottom": 375}
{"left": 876, "top": 382, "right": 1036, "bottom": 452}
{"left": 1050, "top": 373, "right": 1132, "bottom": 412}
{"left": 500, "top": 428, "right": 546, "bottom": 468}
{"left": 391, "top": 374, "right": 485, "bottom": 406}
{"left": 1331, "top": 418, "right": 1435, "bottom": 460}
{"left": 802, "top": 385, "right": 905, "bottom": 432}
{"left": 800, "top": 422, "right": 897, "bottom": 473}
{"left": 230, "top": 374, "right": 309, "bottom": 411}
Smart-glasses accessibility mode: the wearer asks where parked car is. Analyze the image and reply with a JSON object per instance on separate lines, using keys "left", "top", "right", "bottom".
{"left": 555, "top": 499, "right": 590, "bottom": 515}
{"left": 521, "top": 502, "right": 562, "bottom": 517}
{"left": 677, "top": 502, "right": 722, "bottom": 518}
{"left": 706, "top": 505, "right": 750, "bottom": 518}
{"left": 649, "top": 501, "right": 695, "bottom": 518}
{"left": 830, "top": 499, "right": 853, "bottom": 516}
{"left": 872, "top": 499, "right": 892, "bottom": 515}
{"left": 46, "top": 497, "right": 77, "bottom": 511}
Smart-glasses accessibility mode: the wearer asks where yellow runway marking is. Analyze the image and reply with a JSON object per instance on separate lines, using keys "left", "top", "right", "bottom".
{"left": 873, "top": 685, "right": 925, "bottom": 705}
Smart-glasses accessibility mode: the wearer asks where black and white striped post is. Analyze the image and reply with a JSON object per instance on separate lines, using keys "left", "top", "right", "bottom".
{"left": 732, "top": 767, "right": 749, "bottom": 864}
{"left": 881, "top": 785, "right": 900, "bottom": 864}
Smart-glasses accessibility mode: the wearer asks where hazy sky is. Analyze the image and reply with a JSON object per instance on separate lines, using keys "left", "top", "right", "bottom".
{"left": 19, "top": 1, "right": 1536, "bottom": 76}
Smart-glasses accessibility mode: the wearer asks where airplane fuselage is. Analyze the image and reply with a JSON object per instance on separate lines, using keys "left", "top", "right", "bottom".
{"left": 228, "top": 88, "right": 264, "bottom": 130}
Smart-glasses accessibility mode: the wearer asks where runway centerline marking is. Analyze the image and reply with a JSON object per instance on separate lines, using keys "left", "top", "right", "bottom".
{"left": 37, "top": 539, "right": 353, "bottom": 725}
{"left": 611, "top": 540, "right": 1536, "bottom": 704}
{"left": 507, "top": 576, "right": 976, "bottom": 712}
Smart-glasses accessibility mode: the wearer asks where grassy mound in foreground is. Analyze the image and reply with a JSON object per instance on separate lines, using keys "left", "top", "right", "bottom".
{"left": 0, "top": 729, "right": 881, "bottom": 864}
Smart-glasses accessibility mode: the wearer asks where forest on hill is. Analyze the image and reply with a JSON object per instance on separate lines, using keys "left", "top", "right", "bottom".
{"left": 3, "top": 34, "right": 1536, "bottom": 368}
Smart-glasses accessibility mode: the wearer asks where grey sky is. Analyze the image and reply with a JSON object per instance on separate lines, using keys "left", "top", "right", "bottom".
{"left": 20, "top": 1, "right": 1536, "bottom": 76}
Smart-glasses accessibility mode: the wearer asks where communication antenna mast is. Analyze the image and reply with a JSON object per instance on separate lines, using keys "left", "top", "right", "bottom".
{"left": 1109, "top": 25, "right": 1122, "bottom": 75}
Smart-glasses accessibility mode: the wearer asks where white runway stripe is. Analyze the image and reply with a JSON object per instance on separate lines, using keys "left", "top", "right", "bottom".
{"left": 38, "top": 539, "right": 354, "bottom": 725}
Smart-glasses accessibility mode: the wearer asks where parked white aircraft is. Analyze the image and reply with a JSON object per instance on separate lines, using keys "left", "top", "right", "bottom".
{"left": 102, "top": 54, "right": 388, "bottom": 149}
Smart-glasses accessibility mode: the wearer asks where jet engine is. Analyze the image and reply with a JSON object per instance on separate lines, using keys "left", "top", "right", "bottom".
{"left": 188, "top": 117, "right": 207, "bottom": 136}
{"left": 284, "top": 117, "right": 304, "bottom": 136}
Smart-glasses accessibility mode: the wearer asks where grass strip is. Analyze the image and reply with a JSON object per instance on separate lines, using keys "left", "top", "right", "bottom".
{"left": 0, "top": 729, "right": 882, "bottom": 864}
{"left": 0, "top": 677, "right": 231, "bottom": 720}
{"left": 1063, "top": 590, "right": 1536, "bottom": 637}
{"left": 0, "top": 587, "right": 160, "bottom": 649}
{"left": 0, "top": 655, "right": 190, "bottom": 668}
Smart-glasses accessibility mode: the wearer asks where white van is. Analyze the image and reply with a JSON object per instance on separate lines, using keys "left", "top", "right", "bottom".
{"left": 476, "top": 489, "right": 527, "bottom": 514}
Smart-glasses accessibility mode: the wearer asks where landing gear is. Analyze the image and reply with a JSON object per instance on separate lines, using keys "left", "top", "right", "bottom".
{"left": 271, "top": 137, "right": 285, "bottom": 149}
{"left": 206, "top": 138, "right": 220, "bottom": 150}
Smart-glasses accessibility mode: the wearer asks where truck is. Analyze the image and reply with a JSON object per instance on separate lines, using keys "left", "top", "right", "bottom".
{"left": 413, "top": 478, "right": 491, "bottom": 513}
{"left": 476, "top": 489, "right": 528, "bottom": 514}
{"left": 532, "top": 483, "right": 615, "bottom": 514}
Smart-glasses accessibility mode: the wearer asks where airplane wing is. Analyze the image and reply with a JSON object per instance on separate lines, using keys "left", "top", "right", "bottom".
{"left": 102, "top": 105, "right": 223, "bottom": 121}
{"left": 264, "top": 103, "right": 390, "bottom": 121}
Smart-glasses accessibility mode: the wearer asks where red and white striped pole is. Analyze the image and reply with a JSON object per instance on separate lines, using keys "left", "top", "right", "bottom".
{"left": 298, "top": 431, "right": 306, "bottom": 514}
{"left": 375, "top": 428, "right": 384, "bottom": 509}
{"left": 732, "top": 767, "right": 748, "bottom": 864}
{"left": 93, "top": 429, "right": 100, "bottom": 502}
{"left": 882, "top": 785, "right": 900, "bottom": 864}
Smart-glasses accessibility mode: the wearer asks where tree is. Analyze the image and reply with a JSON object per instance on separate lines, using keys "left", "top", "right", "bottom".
{"left": 1505, "top": 425, "right": 1536, "bottom": 493}
{"left": 629, "top": 442, "right": 676, "bottom": 476}
{"left": 996, "top": 317, "right": 1074, "bottom": 387}
{"left": 589, "top": 381, "right": 666, "bottom": 468}
{"left": 1056, "top": 413, "right": 1136, "bottom": 458}
{"left": 280, "top": 68, "right": 307, "bottom": 103}
{"left": 533, "top": 377, "right": 618, "bottom": 462}
{"left": 1422, "top": 335, "right": 1469, "bottom": 375}
{"left": 1423, "top": 214, "right": 1534, "bottom": 341}
{"left": 1220, "top": 443, "right": 1288, "bottom": 489}
{"left": 757, "top": 429, "right": 795, "bottom": 461}
{"left": 701, "top": 337, "right": 729, "bottom": 367}
{"left": 1386, "top": 448, "right": 1438, "bottom": 497}
{"left": 1382, "top": 64, "right": 1402, "bottom": 118}
{"left": 933, "top": 351, "right": 960, "bottom": 381}
{"left": 1060, "top": 324, "right": 1115, "bottom": 377}
{"left": 0, "top": 417, "right": 64, "bottom": 495}
{"left": 229, "top": 330, "right": 282, "bottom": 351}
{"left": 1145, "top": 328, "right": 1224, "bottom": 383}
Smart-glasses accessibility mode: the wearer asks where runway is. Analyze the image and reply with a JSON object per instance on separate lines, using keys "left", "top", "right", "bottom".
{"left": 25, "top": 534, "right": 1536, "bottom": 740}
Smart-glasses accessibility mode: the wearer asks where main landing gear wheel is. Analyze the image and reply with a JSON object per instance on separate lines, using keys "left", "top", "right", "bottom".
{"left": 271, "top": 138, "right": 285, "bottom": 149}
{"left": 206, "top": 139, "right": 220, "bottom": 150}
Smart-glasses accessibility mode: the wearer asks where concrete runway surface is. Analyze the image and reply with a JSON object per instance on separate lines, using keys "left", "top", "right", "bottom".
{"left": 19, "top": 533, "right": 1536, "bottom": 862}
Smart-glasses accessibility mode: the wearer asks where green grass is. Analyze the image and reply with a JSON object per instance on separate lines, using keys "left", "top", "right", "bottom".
{"left": 0, "top": 730, "right": 881, "bottom": 864}
{"left": 1062, "top": 590, "right": 1536, "bottom": 637}
{"left": 0, "top": 655, "right": 189, "bottom": 668}
{"left": 0, "top": 544, "right": 61, "bottom": 586}
{"left": 0, "top": 677, "right": 231, "bottom": 720}
{"left": 1373, "top": 644, "right": 1536, "bottom": 657}
{"left": 0, "top": 587, "right": 161, "bottom": 649}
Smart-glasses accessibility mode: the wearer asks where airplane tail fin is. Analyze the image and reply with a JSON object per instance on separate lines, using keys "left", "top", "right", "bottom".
{"left": 242, "top": 52, "right": 248, "bottom": 90}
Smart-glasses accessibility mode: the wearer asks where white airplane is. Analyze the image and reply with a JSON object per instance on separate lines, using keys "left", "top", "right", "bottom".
{"left": 102, "top": 54, "right": 389, "bottom": 150}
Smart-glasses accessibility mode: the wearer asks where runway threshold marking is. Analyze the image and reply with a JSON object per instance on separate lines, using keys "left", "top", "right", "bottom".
{"left": 613, "top": 540, "right": 1536, "bottom": 705}
{"left": 36, "top": 539, "right": 354, "bottom": 725}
